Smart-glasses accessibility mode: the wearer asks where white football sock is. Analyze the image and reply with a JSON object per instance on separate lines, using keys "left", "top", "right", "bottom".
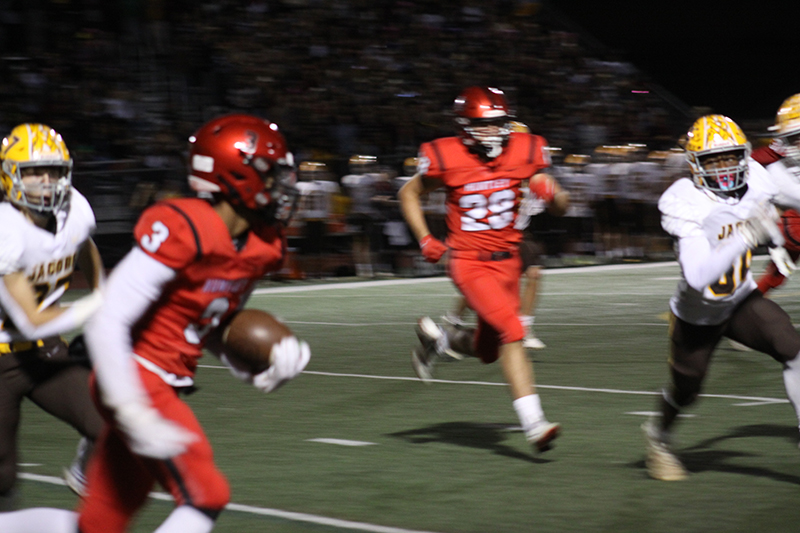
{"left": 518, "top": 315, "right": 534, "bottom": 327}
{"left": 783, "top": 354, "right": 800, "bottom": 431}
{"left": 154, "top": 505, "right": 215, "bottom": 533}
{"left": 0, "top": 508, "right": 77, "bottom": 533}
{"left": 513, "top": 394, "right": 545, "bottom": 432}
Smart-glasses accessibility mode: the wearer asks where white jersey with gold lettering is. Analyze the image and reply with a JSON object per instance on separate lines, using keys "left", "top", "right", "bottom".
{"left": 0, "top": 190, "right": 95, "bottom": 341}
{"left": 659, "top": 159, "right": 800, "bottom": 325}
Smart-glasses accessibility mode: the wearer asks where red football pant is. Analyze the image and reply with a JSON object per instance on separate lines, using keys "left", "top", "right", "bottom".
{"left": 78, "top": 367, "right": 230, "bottom": 533}
{"left": 449, "top": 255, "right": 525, "bottom": 363}
{"left": 757, "top": 209, "right": 800, "bottom": 294}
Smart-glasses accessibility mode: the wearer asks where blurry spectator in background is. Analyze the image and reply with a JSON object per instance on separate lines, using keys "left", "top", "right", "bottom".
{"left": 295, "top": 161, "right": 339, "bottom": 258}
{"left": 0, "top": 123, "right": 105, "bottom": 507}
{"left": 380, "top": 157, "right": 418, "bottom": 273}
{"left": 341, "top": 154, "right": 392, "bottom": 277}
{"left": 399, "top": 86, "right": 561, "bottom": 453}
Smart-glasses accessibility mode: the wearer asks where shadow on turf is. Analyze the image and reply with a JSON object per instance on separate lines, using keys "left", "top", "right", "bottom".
{"left": 388, "top": 421, "right": 553, "bottom": 464}
{"left": 631, "top": 424, "right": 800, "bottom": 485}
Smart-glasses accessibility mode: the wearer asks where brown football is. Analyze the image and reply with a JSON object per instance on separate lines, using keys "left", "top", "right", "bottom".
{"left": 221, "top": 309, "right": 292, "bottom": 374}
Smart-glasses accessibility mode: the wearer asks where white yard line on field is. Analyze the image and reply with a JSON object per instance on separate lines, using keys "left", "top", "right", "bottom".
{"left": 197, "top": 366, "right": 789, "bottom": 404}
{"left": 250, "top": 260, "right": 688, "bottom": 296}
{"left": 18, "top": 473, "right": 443, "bottom": 533}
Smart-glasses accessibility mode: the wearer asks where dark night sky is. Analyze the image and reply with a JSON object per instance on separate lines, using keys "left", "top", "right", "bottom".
{"left": 549, "top": 1, "right": 800, "bottom": 121}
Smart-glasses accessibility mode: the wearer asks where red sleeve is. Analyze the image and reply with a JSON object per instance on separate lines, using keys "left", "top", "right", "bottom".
{"left": 530, "top": 134, "right": 552, "bottom": 170}
{"left": 133, "top": 202, "right": 200, "bottom": 270}
{"left": 781, "top": 209, "right": 800, "bottom": 251}
{"left": 752, "top": 145, "right": 781, "bottom": 166}
{"left": 757, "top": 261, "right": 787, "bottom": 294}
{"left": 418, "top": 141, "right": 446, "bottom": 180}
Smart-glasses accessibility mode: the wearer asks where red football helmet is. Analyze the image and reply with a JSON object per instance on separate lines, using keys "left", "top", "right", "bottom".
{"left": 188, "top": 114, "right": 297, "bottom": 223}
{"left": 453, "top": 86, "right": 512, "bottom": 159}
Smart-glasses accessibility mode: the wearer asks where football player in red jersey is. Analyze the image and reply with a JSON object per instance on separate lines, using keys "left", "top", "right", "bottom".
{"left": 0, "top": 114, "right": 310, "bottom": 533}
{"left": 399, "top": 86, "right": 561, "bottom": 453}
{"left": 753, "top": 94, "right": 800, "bottom": 294}
{"left": 441, "top": 120, "right": 570, "bottom": 351}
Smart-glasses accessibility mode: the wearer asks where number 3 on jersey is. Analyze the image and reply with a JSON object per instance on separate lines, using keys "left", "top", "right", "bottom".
{"left": 140, "top": 221, "right": 170, "bottom": 252}
{"left": 460, "top": 189, "right": 516, "bottom": 231}
{"left": 185, "top": 297, "right": 230, "bottom": 344}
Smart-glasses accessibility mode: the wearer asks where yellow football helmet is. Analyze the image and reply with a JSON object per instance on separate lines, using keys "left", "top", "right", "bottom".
{"left": 509, "top": 121, "right": 530, "bottom": 134}
{"left": 684, "top": 114, "right": 750, "bottom": 196}
{"left": 298, "top": 161, "right": 328, "bottom": 181}
{"left": 1, "top": 123, "right": 72, "bottom": 214}
{"left": 770, "top": 94, "right": 800, "bottom": 162}
{"left": 348, "top": 154, "right": 378, "bottom": 175}
{"left": 403, "top": 157, "right": 419, "bottom": 176}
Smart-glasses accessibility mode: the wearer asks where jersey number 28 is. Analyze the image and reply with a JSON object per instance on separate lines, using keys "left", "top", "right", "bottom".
{"left": 459, "top": 189, "right": 515, "bottom": 231}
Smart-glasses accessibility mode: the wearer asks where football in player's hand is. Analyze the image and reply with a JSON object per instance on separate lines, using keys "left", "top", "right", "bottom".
{"left": 221, "top": 309, "right": 292, "bottom": 374}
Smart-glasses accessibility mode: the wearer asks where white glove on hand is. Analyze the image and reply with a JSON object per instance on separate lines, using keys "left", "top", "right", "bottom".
{"left": 252, "top": 336, "right": 311, "bottom": 393}
{"left": 115, "top": 402, "right": 198, "bottom": 459}
{"left": 514, "top": 189, "right": 533, "bottom": 231}
{"left": 769, "top": 245, "right": 796, "bottom": 277}
{"left": 740, "top": 203, "right": 784, "bottom": 248}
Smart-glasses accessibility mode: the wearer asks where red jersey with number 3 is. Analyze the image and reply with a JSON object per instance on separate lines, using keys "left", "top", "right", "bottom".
{"left": 419, "top": 132, "right": 551, "bottom": 251}
{"left": 132, "top": 198, "right": 285, "bottom": 377}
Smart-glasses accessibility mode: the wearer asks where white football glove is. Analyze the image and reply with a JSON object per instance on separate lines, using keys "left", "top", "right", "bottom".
{"left": 115, "top": 402, "right": 198, "bottom": 459}
{"left": 769, "top": 245, "right": 796, "bottom": 277}
{"left": 514, "top": 189, "right": 533, "bottom": 231}
{"left": 739, "top": 203, "right": 784, "bottom": 249}
{"left": 252, "top": 336, "right": 311, "bottom": 393}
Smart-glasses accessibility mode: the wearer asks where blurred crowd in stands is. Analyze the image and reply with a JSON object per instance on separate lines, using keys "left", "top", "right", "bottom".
{"left": 0, "top": 0, "right": 721, "bottom": 275}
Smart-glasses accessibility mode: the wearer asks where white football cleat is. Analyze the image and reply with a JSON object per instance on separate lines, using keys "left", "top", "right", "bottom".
{"left": 525, "top": 421, "right": 561, "bottom": 453}
{"left": 727, "top": 339, "right": 752, "bottom": 352}
{"left": 63, "top": 465, "right": 87, "bottom": 497}
{"left": 441, "top": 313, "right": 468, "bottom": 329}
{"left": 63, "top": 437, "right": 91, "bottom": 496}
{"left": 523, "top": 332, "right": 546, "bottom": 350}
{"left": 642, "top": 420, "right": 687, "bottom": 481}
{"left": 416, "top": 317, "right": 463, "bottom": 361}
{"left": 411, "top": 347, "right": 435, "bottom": 384}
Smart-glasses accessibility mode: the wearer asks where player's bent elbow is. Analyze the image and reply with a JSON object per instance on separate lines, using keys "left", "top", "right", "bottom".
{"left": 10, "top": 318, "right": 38, "bottom": 339}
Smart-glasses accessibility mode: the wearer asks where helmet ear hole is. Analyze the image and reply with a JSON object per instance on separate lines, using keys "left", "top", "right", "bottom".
{"left": 253, "top": 157, "right": 270, "bottom": 173}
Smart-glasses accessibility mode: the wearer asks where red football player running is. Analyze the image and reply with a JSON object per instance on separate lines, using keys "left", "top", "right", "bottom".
{"left": 399, "top": 86, "right": 560, "bottom": 453}
{"left": 0, "top": 114, "right": 310, "bottom": 533}
{"left": 754, "top": 94, "right": 800, "bottom": 294}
